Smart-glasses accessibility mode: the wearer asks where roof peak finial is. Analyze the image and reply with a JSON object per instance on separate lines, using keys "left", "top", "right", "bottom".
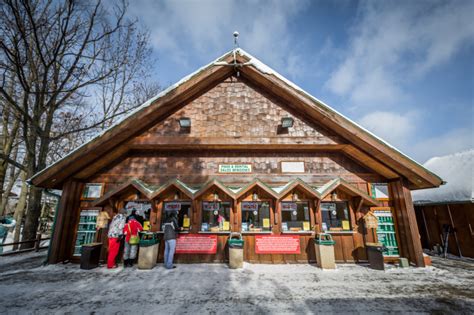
{"left": 233, "top": 31, "right": 239, "bottom": 49}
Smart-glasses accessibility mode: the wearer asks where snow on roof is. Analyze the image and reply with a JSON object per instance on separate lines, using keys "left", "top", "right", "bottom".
{"left": 271, "top": 182, "right": 293, "bottom": 194}
{"left": 234, "top": 49, "right": 437, "bottom": 180}
{"left": 31, "top": 48, "right": 440, "bottom": 186}
{"left": 412, "top": 150, "right": 474, "bottom": 204}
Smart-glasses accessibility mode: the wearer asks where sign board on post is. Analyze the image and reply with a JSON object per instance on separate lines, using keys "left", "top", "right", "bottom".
{"left": 218, "top": 164, "right": 252, "bottom": 173}
{"left": 175, "top": 234, "right": 218, "bottom": 254}
{"left": 255, "top": 235, "right": 300, "bottom": 254}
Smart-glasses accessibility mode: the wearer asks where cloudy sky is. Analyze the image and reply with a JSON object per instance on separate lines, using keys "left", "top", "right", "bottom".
{"left": 127, "top": 0, "right": 473, "bottom": 164}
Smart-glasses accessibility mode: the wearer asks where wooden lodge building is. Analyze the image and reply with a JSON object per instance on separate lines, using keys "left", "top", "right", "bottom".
{"left": 30, "top": 49, "right": 443, "bottom": 267}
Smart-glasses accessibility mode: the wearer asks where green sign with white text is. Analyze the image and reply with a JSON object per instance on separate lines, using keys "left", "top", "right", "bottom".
{"left": 218, "top": 164, "right": 252, "bottom": 173}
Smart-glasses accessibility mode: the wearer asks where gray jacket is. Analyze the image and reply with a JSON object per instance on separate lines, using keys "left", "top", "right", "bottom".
{"left": 163, "top": 217, "right": 179, "bottom": 241}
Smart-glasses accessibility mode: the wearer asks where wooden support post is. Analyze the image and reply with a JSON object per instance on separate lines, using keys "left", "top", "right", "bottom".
{"left": 35, "top": 233, "right": 42, "bottom": 252}
{"left": 388, "top": 179, "right": 425, "bottom": 267}
{"left": 48, "top": 180, "right": 84, "bottom": 264}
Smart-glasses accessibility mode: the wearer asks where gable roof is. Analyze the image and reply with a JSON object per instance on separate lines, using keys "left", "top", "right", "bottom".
{"left": 92, "top": 179, "right": 157, "bottom": 206}
{"left": 29, "top": 48, "right": 442, "bottom": 190}
{"left": 317, "top": 178, "right": 379, "bottom": 207}
{"left": 234, "top": 178, "right": 281, "bottom": 199}
{"left": 193, "top": 178, "right": 237, "bottom": 200}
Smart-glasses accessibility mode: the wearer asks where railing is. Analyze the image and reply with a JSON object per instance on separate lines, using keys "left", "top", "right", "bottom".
{"left": 0, "top": 233, "right": 50, "bottom": 256}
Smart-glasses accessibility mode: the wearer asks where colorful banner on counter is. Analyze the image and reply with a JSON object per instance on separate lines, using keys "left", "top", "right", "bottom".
{"left": 255, "top": 235, "right": 300, "bottom": 254}
{"left": 175, "top": 234, "right": 218, "bottom": 254}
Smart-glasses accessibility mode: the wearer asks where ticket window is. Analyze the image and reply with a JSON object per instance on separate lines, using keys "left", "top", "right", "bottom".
{"left": 201, "top": 201, "right": 231, "bottom": 232}
{"left": 281, "top": 201, "right": 311, "bottom": 232}
{"left": 125, "top": 200, "right": 152, "bottom": 230}
{"left": 163, "top": 201, "right": 192, "bottom": 231}
{"left": 321, "top": 202, "right": 351, "bottom": 232}
{"left": 241, "top": 201, "right": 271, "bottom": 232}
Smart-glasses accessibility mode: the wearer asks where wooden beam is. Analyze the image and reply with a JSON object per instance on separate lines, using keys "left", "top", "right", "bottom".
{"left": 388, "top": 179, "right": 425, "bottom": 267}
{"left": 343, "top": 146, "right": 399, "bottom": 180}
{"left": 48, "top": 180, "right": 84, "bottom": 264}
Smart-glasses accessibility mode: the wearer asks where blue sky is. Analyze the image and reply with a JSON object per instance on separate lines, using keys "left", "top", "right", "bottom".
{"left": 128, "top": 0, "right": 473, "bottom": 163}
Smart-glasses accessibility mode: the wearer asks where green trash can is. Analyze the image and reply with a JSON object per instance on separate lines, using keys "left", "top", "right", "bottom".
{"left": 228, "top": 233, "right": 244, "bottom": 269}
{"left": 314, "top": 233, "right": 336, "bottom": 269}
{"left": 138, "top": 232, "right": 159, "bottom": 270}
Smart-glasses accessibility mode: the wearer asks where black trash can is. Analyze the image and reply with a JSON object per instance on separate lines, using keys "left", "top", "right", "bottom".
{"left": 366, "top": 242, "right": 385, "bottom": 270}
{"left": 80, "top": 243, "right": 102, "bottom": 270}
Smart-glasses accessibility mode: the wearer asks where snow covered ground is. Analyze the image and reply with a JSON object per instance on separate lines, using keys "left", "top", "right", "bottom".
{"left": 0, "top": 252, "right": 473, "bottom": 314}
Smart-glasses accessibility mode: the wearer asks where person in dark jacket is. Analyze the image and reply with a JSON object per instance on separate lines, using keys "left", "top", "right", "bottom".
{"left": 163, "top": 211, "right": 180, "bottom": 269}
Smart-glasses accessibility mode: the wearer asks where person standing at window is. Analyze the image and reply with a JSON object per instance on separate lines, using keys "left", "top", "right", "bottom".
{"left": 163, "top": 211, "right": 180, "bottom": 269}
{"left": 123, "top": 214, "right": 143, "bottom": 267}
{"left": 107, "top": 209, "right": 126, "bottom": 269}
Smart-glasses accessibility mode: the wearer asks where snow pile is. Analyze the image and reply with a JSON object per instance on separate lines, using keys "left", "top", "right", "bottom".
{"left": 412, "top": 149, "right": 473, "bottom": 204}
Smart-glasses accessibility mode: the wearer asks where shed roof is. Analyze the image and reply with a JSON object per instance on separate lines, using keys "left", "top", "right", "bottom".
{"left": 412, "top": 150, "right": 473, "bottom": 204}
{"left": 29, "top": 48, "right": 442, "bottom": 190}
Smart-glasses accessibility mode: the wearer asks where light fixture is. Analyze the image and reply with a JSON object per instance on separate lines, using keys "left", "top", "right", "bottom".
{"left": 281, "top": 117, "right": 294, "bottom": 128}
{"left": 331, "top": 191, "right": 337, "bottom": 202}
{"left": 179, "top": 117, "right": 191, "bottom": 128}
{"left": 252, "top": 191, "right": 258, "bottom": 201}
{"left": 213, "top": 191, "right": 219, "bottom": 201}
{"left": 174, "top": 191, "right": 180, "bottom": 201}
{"left": 292, "top": 191, "right": 298, "bottom": 202}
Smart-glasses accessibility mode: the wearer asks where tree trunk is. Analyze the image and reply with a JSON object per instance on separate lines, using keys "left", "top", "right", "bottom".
{"left": 0, "top": 146, "right": 19, "bottom": 216}
{"left": 20, "top": 186, "right": 42, "bottom": 248}
{"left": 13, "top": 171, "right": 28, "bottom": 250}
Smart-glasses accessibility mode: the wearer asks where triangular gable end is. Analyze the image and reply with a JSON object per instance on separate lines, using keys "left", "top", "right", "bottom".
{"left": 193, "top": 179, "right": 237, "bottom": 200}
{"left": 277, "top": 178, "right": 321, "bottom": 200}
{"left": 92, "top": 179, "right": 156, "bottom": 207}
{"left": 30, "top": 49, "right": 442, "bottom": 190}
{"left": 149, "top": 179, "right": 195, "bottom": 200}
{"left": 317, "top": 178, "right": 379, "bottom": 207}
{"left": 235, "top": 178, "right": 280, "bottom": 199}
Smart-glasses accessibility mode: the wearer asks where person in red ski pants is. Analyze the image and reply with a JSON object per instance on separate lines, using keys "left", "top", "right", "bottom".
{"left": 107, "top": 209, "right": 126, "bottom": 268}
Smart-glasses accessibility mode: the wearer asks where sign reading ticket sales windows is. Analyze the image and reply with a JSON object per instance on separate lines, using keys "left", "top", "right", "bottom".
{"left": 255, "top": 235, "right": 300, "bottom": 254}
{"left": 175, "top": 234, "right": 217, "bottom": 254}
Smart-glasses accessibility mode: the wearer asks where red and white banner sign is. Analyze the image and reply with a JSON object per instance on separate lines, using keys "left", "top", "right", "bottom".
{"left": 255, "top": 235, "right": 300, "bottom": 254}
{"left": 281, "top": 202, "right": 297, "bottom": 211}
{"left": 242, "top": 202, "right": 259, "bottom": 211}
{"left": 175, "top": 234, "right": 218, "bottom": 254}
{"left": 202, "top": 202, "right": 219, "bottom": 211}
{"left": 164, "top": 202, "right": 181, "bottom": 211}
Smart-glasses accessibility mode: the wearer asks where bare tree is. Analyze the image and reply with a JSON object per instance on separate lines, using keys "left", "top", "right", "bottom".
{"left": 0, "top": 0, "right": 157, "bottom": 246}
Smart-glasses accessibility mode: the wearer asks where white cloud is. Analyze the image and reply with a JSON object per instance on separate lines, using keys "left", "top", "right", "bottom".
{"left": 128, "top": 0, "right": 309, "bottom": 76}
{"left": 358, "top": 111, "right": 474, "bottom": 163}
{"left": 413, "top": 127, "right": 474, "bottom": 163}
{"left": 325, "top": 0, "right": 474, "bottom": 107}
{"left": 358, "top": 111, "right": 418, "bottom": 149}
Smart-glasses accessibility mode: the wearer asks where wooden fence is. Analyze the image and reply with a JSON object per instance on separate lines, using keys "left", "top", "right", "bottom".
{"left": 0, "top": 233, "right": 50, "bottom": 256}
